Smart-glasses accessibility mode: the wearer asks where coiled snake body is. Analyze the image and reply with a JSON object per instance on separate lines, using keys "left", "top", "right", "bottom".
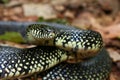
{"left": 0, "top": 22, "right": 112, "bottom": 80}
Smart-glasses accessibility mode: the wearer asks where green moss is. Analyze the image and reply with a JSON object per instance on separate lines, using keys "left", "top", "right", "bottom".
{"left": 38, "top": 17, "right": 69, "bottom": 25}
{"left": 0, "top": 32, "right": 25, "bottom": 43}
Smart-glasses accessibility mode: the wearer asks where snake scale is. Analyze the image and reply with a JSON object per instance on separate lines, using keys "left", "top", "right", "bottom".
{"left": 0, "top": 21, "right": 112, "bottom": 80}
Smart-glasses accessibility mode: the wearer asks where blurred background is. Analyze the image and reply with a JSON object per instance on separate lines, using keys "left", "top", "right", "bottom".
{"left": 0, "top": 0, "right": 120, "bottom": 80}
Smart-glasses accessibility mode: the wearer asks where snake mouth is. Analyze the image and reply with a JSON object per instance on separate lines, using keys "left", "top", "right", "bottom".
{"left": 27, "top": 32, "right": 55, "bottom": 46}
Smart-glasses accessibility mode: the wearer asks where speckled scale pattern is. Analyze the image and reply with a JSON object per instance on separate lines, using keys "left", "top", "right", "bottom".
{"left": 0, "top": 46, "right": 68, "bottom": 79}
{"left": 55, "top": 30, "right": 103, "bottom": 58}
{"left": 27, "top": 24, "right": 58, "bottom": 39}
{"left": 26, "top": 24, "right": 79, "bottom": 45}
{"left": 27, "top": 24, "right": 103, "bottom": 58}
{"left": 0, "top": 22, "right": 112, "bottom": 80}
{"left": 42, "top": 48, "right": 112, "bottom": 80}
{"left": 26, "top": 24, "right": 61, "bottom": 45}
{"left": 55, "top": 30, "right": 103, "bottom": 50}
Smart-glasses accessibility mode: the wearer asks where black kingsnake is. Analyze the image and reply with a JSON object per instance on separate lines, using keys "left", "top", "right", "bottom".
{"left": 0, "top": 21, "right": 112, "bottom": 80}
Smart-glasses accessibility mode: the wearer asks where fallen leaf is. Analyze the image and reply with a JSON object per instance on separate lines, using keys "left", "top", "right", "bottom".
{"left": 104, "top": 24, "right": 120, "bottom": 39}
{"left": 110, "top": 65, "right": 120, "bottom": 80}
{"left": 23, "top": 3, "right": 57, "bottom": 19}
{"left": 93, "top": 24, "right": 120, "bottom": 43}
{"left": 110, "top": 73, "right": 119, "bottom": 80}
{"left": 72, "top": 12, "right": 102, "bottom": 29}
{"left": 107, "top": 48, "right": 120, "bottom": 62}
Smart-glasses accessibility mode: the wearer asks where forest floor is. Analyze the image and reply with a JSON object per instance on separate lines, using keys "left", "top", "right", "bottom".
{"left": 0, "top": 0, "right": 120, "bottom": 80}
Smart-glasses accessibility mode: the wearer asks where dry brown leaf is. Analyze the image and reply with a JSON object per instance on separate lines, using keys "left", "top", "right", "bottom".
{"left": 107, "top": 48, "right": 120, "bottom": 62}
{"left": 72, "top": 12, "right": 102, "bottom": 29}
{"left": 10, "top": 15, "right": 38, "bottom": 22}
{"left": 110, "top": 73, "right": 118, "bottom": 80}
{"left": 0, "top": 41, "right": 36, "bottom": 48}
{"left": 93, "top": 24, "right": 120, "bottom": 42}
{"left": 103, "top": 24, "right": 120, "bottom": 39}
{"left": 110, "top": 65, "right": 120, "bottom": 80}
{"left": 64, "top": 10, "right": 75, "bottom": 19}
{"left": 22, "top": 3, "right": 57, "bottom": 19}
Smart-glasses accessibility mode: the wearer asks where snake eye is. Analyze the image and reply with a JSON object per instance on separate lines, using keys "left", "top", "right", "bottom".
{"left": 49, "top": 32, "right": 55, "bottom": 38}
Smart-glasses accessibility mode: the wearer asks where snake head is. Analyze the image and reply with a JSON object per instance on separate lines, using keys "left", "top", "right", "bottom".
{"left": 55, "top": 30, "right": 103, "bottom": 59}
{"left": 26, "top": 24, "right": 56, "bottom": 45}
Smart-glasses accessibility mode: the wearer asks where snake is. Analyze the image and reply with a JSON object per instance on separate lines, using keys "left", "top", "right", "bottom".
{"left": 0, "top": 21, "right": 112, "bottom": 80}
